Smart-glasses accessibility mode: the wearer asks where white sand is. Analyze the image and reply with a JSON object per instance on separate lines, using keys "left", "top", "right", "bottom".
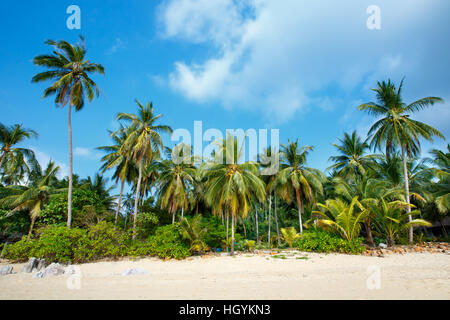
{"left": 1, "top": 251, "right": 449, "bottom": 300}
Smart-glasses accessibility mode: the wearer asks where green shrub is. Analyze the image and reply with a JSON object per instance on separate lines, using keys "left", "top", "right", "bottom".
{"left": 33, "top": 226, "right": 89, "bottom": 263}
{"left": 145, "top": 224, "right": 191, "bottom": 259}
{"left": 2, "top": 236, "right": 37, "bottom": 262}
{"left": 80, "top": 221, "right": 124, "bottom": 261}
{"left": 294, "top": 230, "right": 364, "bottom": 254}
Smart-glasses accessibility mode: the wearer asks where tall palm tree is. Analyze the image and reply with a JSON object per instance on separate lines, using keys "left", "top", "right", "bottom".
{"left": 156, "top": 155, "right": 195, "bottom": 223}
{"left": 204, "top": 134, "right": 266, "bottom": 255}
{"left": 0, "top": 161, "right": 60, "bottom": 239}
{"left": 117, "top": 100, "right": 172, "bottom": 239}
{"left": 0, "top": 123, "right": 38, "bottom": 182}
{"left": 328, "top": 131, "right": 378, "bottom": 179}
{"left": 98, "top": 126, "right": 135, "bottom": 224}
{"left": 359, "top": 78, "right": 445, "bottom": 242}
{"left": 32, "top": 37, "right": 105, "bottom": 229}
{"left": 275, "top": 140, "right": 325, "bottom": 234}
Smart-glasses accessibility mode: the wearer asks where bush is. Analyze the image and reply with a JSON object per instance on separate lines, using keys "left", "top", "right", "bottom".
{"left": 34, "top": 226, "right": 89, "bottom": 263}
{"left": 3, "top": 222, "right": 192, "bottom": 263}
{"left": 2, "top": 236, "right": 37, "bottom": 262}
{"left": 145, "top": 224, "right": 191, "bottom": 259}
{"left": 80, "top": 221, "right": 124, "bottom": 261}
{"left": 294, "top": 230, "right": 365, "bottom": 254}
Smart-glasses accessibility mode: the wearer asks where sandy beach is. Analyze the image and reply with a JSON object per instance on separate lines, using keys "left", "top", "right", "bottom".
{"left": 1, "top": 251, "right": 449, "bottom": 300}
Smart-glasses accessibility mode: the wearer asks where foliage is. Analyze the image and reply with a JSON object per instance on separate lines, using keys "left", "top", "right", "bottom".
{"left": 294, "top": 230, "right": 365, "bottom": 254}
{"left": 244, "top": 239, "right": 256, "bottom": 252}
{"left": 280, "top": 227, "right": 301, "bottom": 248}
{"left": 180, "top": 215, "right": 209, "bottom": 253}
{"left": 145, "top": 223, "right": 191, "bottom": 259}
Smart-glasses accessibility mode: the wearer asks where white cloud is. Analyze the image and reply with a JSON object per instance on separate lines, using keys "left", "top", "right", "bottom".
{"left": 74, "top": 147, "right": 100, "bottom": 160}
{"left": 158, "top": 0, "right": 450, "bottom": 125}
{"left": 107, "top": 38, "right": 125, "bottom": 54}
{"left": 31, "top": 148, "right": 69, "bottom": 179}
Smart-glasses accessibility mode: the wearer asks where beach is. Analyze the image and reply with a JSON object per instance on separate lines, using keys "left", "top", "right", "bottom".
{"left": 1, "top": 251, "right": 449, "bottom": 300}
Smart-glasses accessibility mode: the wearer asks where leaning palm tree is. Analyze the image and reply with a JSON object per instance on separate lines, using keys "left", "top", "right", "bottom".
{"left": 204, "top": 134, "right": 266, "bottom": 255}
{"left": 275, "top": 140, "right": 325, "bottom": 234}
{"left": 328, "top": 131, "right": 378, "bottom": 179}
{"left": 0, "top": 123, "right": 38, "bottom": 182}
{"left": 98, "top": 126, "right": 135, "bottom": 224}
{"left": 359, "top": 78, "right": 445, "bottom": 243}
{"left": 0, "top": 161, "right": 60, "bottom": 239}
{"left": 116, "top": 100, "right": 172, "bottom": 239}
{"left": 32, "top": 36, "right": 105, "bottom": 229}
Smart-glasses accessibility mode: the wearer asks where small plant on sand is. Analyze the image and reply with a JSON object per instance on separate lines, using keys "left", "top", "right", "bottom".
{"left": 244, "top": 239, "right": 256, "bottom": 252}
{"left": 281, "top": 227, "right": 301, "bottom": 248}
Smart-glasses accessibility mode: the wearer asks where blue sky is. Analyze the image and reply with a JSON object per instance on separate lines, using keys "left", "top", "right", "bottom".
{"left": 1, "top": 0, "right": 449, "bottom": 193}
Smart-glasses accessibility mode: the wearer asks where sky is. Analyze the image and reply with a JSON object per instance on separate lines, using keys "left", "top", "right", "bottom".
{"left": 0, "top": 0, "right": 449, "bottom": 193}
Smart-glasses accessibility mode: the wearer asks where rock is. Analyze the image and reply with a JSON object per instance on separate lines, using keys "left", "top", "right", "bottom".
{"left": 22, "top": 257, "right": 38, "bottom": 273}
{"left": 36, "top": 259, "right": 47, "bottom": 271}
{"left": 121, "top": 268, "right": 149, "bottom": 276}
{"left": 33, "top": 263, "right": 66, "bottom": 278}
{"left": 0, "top": 265, "right": 14, "bottom": 275}
{"left": 378, "top": 243, "right": 388, "bottom": 249}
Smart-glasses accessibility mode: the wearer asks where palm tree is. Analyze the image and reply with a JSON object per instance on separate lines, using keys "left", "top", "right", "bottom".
{"left": 156, "top": 150, "right": 195, "bottom": 224}
{"left": 328, "top": 131, "right": 378, "bottom": 179}
{"left": 117, "top": 100, "right": 172, "bottom": 239}
{"left": 359, "top": 78, "right": 445, "bottom": 243}
{"left": 204, "top": 134, "right": 266, "bottom": 255}
{"left": 370, "top": 198, "right": 431, "bottom": 246}
{"left": 32, "top": 37, "right": 105, "bottom": 229}
{"left": 98, "top": 126, "right": 135, "bottom": 224}
{"left": 275, "top": 140, "right": 325, "bottom": 234}
{"left": 313, "top": 197, "right": 368, "bottom": 242}
{"left": 0, "top": 161, "right": 60, "bottom": 239}
{"left": 180, "top": 214, "right": 208, "bottom": 253}
{"left": 280, "top": 227, "right": 301, "bottom": 249}
{"left": 0, "top": 123, "right": 38, "bottom": 182}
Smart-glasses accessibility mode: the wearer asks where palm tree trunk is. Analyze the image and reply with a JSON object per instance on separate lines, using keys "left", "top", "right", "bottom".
{"left": 242, "top": 218, "right": 247, "bottom": 239}
{"left": 268, "top": 195, "right": 272, "bottom": 246}
{"left": 440, "top": 219, "right": 448, "bottom": 237}
{"left": 255, "top": 205, "right": 259, "bottom": 243}
{"left": 172, "top": 211, "right": 175, "bottom": 224}
{"left": 231, "top": 214, "right": 235, "bottom": 256}
{"left": 274, "top": 194, "right": 280, "bottom": 246}
{"left": 364, "top": 221, "right": 374, "bottom": 246}
{"left": 0, "top": 151, "right": 7, "bottom": 172}
{"left": 67, "top": 105, "right": 73, "bottom": 229}
{"left": 181, "top": 206, "right": 184, "bottom": 220}
{"left": 401, "top": 146, "right": 413, "bottom": 243}
{"left": 132, "top": 158, "right": 143, "bottom": 240}
{"left": 226, "top": 213, "right": 229, "bottom": 252}
{"left": 295, "top": 188, "right": 304, "bottom": 234}
{"left": 27, "top": 216, "right": 36, "bottom": 240}
{"left": 115, "top": 180, "right": 125, "bottom": 225}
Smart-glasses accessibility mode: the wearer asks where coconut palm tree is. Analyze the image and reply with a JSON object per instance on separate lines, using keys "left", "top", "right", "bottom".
{"left": 116, "top": 100, "right": 172, "bottom": 239}
{"left": 204, "top": 134, "right": 266, "bottom": 255}
{"left": 156, "top": 153, "right": 195, "bottom": 223}
{"left": 32, "top": 37, "right": 105, "bottom": 229}
{"left": 0, "top": 123, "right": 38, "bottom": 183}
{"left": 275, "top": 140, "right": 325, "bottom": 234}
{"left": 328, "top": 131, "right": 378, "bottom": 179}
{"left": 359, "top": 78, "right": 444, "bottom": 242}
{"left": 0, "top": 161, "right": 60, "bottom": 239}
{"left": 98, "top": 126, "right": 135, "bottom": 224}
